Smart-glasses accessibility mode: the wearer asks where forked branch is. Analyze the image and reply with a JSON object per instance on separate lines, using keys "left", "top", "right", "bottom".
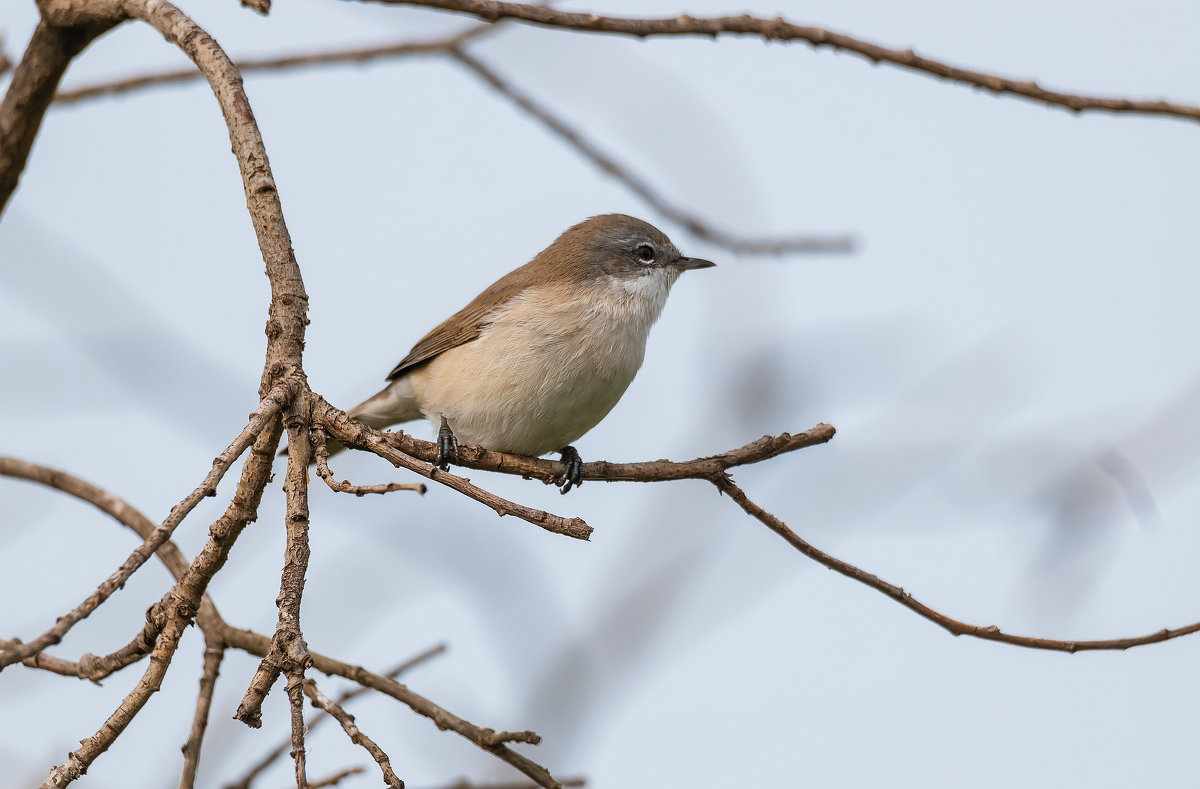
{"left": 0, "top": 381, "right": 293, "bottom": 672}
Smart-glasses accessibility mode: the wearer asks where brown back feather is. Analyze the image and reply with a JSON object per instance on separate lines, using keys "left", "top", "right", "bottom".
{"left": 386, "top": 264, "right": 539, "bottom": 379}
{"left": 385, "top": 214, "right": 664, "bottom": 380}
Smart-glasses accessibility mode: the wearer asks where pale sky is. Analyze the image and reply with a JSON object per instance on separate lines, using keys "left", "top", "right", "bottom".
{"left": 3, "top": 1, "right": 1199, "bottom": 787}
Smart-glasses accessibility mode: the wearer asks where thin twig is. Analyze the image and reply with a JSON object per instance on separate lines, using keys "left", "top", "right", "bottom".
{"left": 0, "top": 458, "right": 226, "bottom": 682}
{"left": 313, "top": 426, "right": 427, "bottom": 496}
{"left": 180, "top": 640, "right": 225, "bottom": 789}
{"left": 241, "top": 0, "right": 270, "bottom": 16}
{"left": 41, "top": 595, "right": 197, "bottom": 789}
{"left": 312, "top": 394, "right": 592, "bottom": 541}
{"left": 3, "top": 455, "right": 448, "bottom": 788}
{"left": 287, "top": 673, "right": 311, "bottom": 789}
{"left": 0, "top": 381, "right": 293, "bottom": 671}
{"left": 0, "top": 611, "right": 160, "bottom": 682}
{"left": 450, "top": 48, "right": 853, "bottom": 255}
{"left": 281, "top": 416, "right": 317, "bottom": 789}
{"left": 416, "top": 780, "right": 586, "bottom": 789}
{"left": 303, "top": 678, "right": 404, "bottom": 788}
{"left": 308, "top": 768, "right": 368, "bottom": 789}
{"left": 49, "top": 24, "right": 850, "bottom": 257}
{"left": 235, "top": 419, "right": 316, "bottom": 736}
{"left": 225, "top": 645, "right": 447, "bottom": 789}
{"left": 53, "top": 25, "right": 497, "bottom": 104}
{"left": 220, "top": 625, "right": 564, "bottom": 789}
{"left": 712, "top": 474, "right": 1200, "bottom": 653}
{"left": 378, "top": 0, "right": 1200, "bottom": 124}
{"left": 40, "top": 414, "right": 285, "bottom": 789}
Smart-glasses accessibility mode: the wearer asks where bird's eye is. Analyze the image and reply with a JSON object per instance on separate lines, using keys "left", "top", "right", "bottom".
{"left": 635, "top": 244, "right": 655, "bottom": 262}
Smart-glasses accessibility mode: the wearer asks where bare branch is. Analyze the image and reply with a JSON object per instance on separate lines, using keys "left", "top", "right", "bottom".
{"left": 286, "top": 673, "right": 311, "bottom": 789}
{"left": 180, "top": 640, "right": 225, "bottom": 789}
{"left": 303, "top": 678, "right": 404, "bottom": 789}
{"left": 48, "top": 25, "right": 850, "bottom": 258}
{"left": 712, "top": 475, "right": 1200, "bottom": 653}
{"left": 480, "top": 730, "right": 541, "bottom": 747}
{"left": 235, "top": 418, "right": 316, "bottom": 734}
{"left": 0, "top": 458, "right": 226, "bottom": 682}
{"left": 225, "top": 644, "right": 447, "bottom": 789}
{"left": 379, "top": 418, "right": 837, "bottom": 484}
{"left": 237, "top": 415, "right": 316, "bottom": 789}
{"left": 11, "top": 445, "right": 553, "bottom": 785}
{"left": 38, "top": 0, "right": 314, "bottom": 397}
{"left": 41, "top": 597, "right": 195, "bottom": 789}
{"left": 40, "top": 414, "right": 285, "bottom": 788}
{"left": 417, "top": 777, "right": 585, "bottom": 781}
{"left": 0, "top": 637, "right": 112, "bottom": 682}
{"left": 220, "top": 625, "right": 565, "bottom": 789}
{"left": 313, "top": 426, "right": 427, "bottom": 496}
{"left": 450, "top": 48, "right": 853, "bottom": 255}
{"left": 313, "top": 395, "right": 593, "bottom": 541}
{"left": 0, "top": 381, "right": 292, "bottom": 671}
{"left": 21, "top": 0, "right": 310, "bottom": 770}
{"left": 53, "top": 25, "right": 497, "bottom": 104}
{"left": 308, "top": 768, "right": 368, "bottom": 789}
{"left": 0, "top": 603, "right": 163, "bottom": 683}
{"left": 377, "top": 0, "right": 1200, "bottom": 125}
{"left": 241, "top": 0, "right": 271, "bottom": 16}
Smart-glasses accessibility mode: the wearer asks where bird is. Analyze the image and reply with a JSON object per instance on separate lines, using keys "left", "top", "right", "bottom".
{"left": 337, "top": 213, "right": 714, "bottom": 493}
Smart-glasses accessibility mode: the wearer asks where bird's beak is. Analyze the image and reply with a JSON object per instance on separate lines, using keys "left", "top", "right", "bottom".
{"left": 672, "top": 256, "right": 716, "bottom": 271}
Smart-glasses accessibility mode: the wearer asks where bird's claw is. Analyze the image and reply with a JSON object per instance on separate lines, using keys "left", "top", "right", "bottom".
{"left": 435, "top": 416, "right": 459, "bottom": 471}
{"left": 556, "top": 445, "right": 583, "bottom": 494}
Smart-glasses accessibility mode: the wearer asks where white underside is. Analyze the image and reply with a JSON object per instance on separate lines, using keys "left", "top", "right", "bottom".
{"left": 348, "top": 269, "right": 677, "bottom": 457}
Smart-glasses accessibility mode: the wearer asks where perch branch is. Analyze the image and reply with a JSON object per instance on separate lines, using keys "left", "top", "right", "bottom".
{"left": 376, "top": 1, "right": 1200, "bottom": 124}
{"left": 313, "top": 395, "right": 593, "bottom": 541}
{"left": 379, "top": 420, "right": 837, "bottom": 484}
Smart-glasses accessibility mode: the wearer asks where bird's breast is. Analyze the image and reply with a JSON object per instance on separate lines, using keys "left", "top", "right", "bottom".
{"left": 409, "top": 276, "right": 673, "bottom": 456}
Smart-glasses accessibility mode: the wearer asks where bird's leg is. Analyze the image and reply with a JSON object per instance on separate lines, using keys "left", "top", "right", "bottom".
{"left": 556, "top": 445, "right": 584, "bottom": 494}
{"left": 435, "top": 415, "right": 459, "bottom": 470}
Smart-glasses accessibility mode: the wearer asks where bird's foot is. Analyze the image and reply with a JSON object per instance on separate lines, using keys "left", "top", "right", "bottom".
{"left": 556, "top": 445, "right": 584, "bottom": 494}
{"left": 435, "top": 416, "right": 459, "bottom": 471}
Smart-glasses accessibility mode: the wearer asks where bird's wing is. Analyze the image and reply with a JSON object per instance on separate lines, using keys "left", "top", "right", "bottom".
{"left": 386, "top": 264, "right": 537, "bottom": 380}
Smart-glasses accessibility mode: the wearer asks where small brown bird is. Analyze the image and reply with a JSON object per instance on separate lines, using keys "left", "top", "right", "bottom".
{"left": 343, "top": 214, "right": 714, "bottom": 492}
